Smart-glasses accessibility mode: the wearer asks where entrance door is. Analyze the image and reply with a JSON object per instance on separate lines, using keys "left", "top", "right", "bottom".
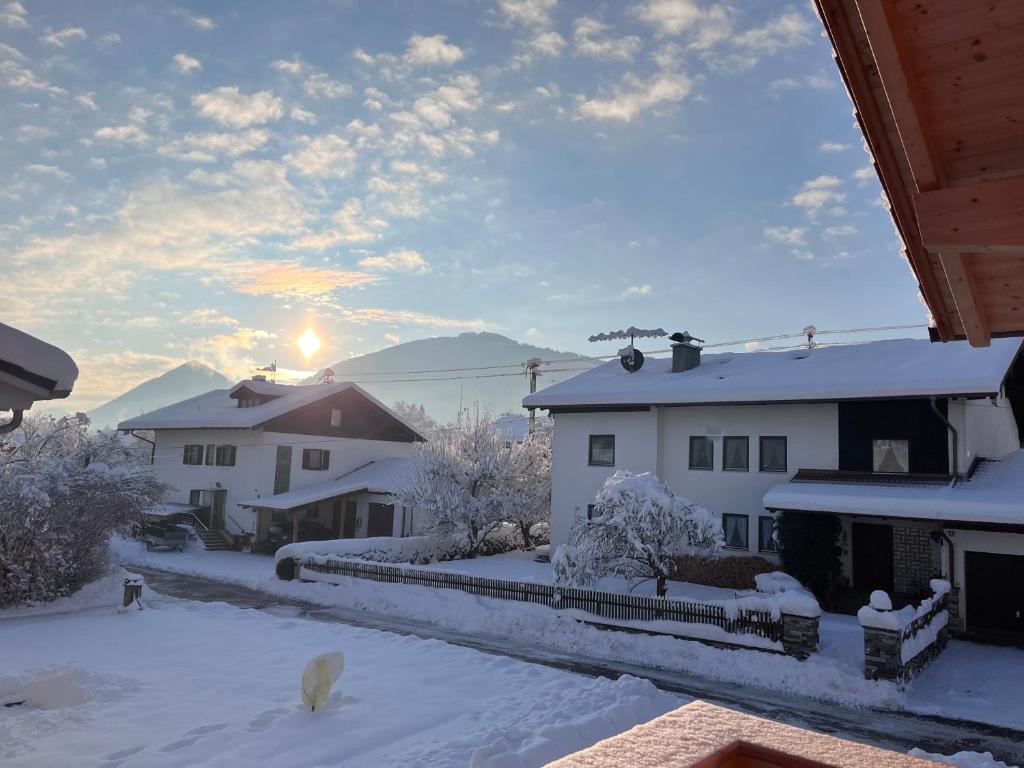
{"left": 342, "top": 500, "right": 358, "bottom": 538}
{"left": 852, "top": 522, "right": 894, "bottom": 592}
{"left": 965, "top": 551, "right": 1024, "bottom": 637}
{"left": 210, "top": 490, "right": 227, "bottom": 530}
{"left": 366, "top": 503, "right": 394, "bottom": 538}
{"left": 274, "top": 446, "right": 292, "bottom": 494}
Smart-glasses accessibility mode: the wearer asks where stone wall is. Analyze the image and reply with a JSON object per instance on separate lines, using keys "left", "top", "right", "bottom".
{"left": 781, "top": 613, "right": 820, "bottom": 660}
{"left": 893, "top": 525, "right": 939, "bottom": 595}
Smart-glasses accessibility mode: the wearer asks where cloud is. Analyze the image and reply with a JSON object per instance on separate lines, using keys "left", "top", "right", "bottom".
{"left": 94, "top": 123, "right": 150, "bottom": 143}
{"left": 624, "top": 284, "right": 652, "bottom": 297}
{"left": 184, "top": 328, "right": 275, "bottom": 380}
{"left": 272, "top": 57, "right": 304, "bottom": 75}
{"left": 498, "top": 0, "right": 556, "bottom": 28}
{"left": 193, "top": 86, "right": 284, "bottom": 128}
{"left": 290, "top": 105, "right": 316, "bottom": 124}
{"left": 40, "top": 26, "right": 87, "bottom": 47}
{"left": 179, "top": 308, "right": 239, "bottom": 327}
{"left": 573, "top": 17, "right": 642, "bottom": 62}
{"left": 525, "top": 327, "right": 540, "bottom": 338}
{"left": 337, "top": 307, "right": 491, "bottom": 330}
{"left": 732, "top": 12, "right": 813, "bottom": 57}
{"left": 853, "top": 165, "right": 876, "bottom": 183}
{"left": 384, "top": 332, "right": 401, "bottom": 345}
{"left": 0, "top": 60, "right": 67, "bottom": 95}
{"left": 303, "top": 72, "right": 351, "bottom": 99}
{"left": 358, "top": 248, "right": 429, "bottom": 273}
{"left": 17, "top": 124, "right": 53, "bottom": 141}
{"left": 770, "top": 71, "right": 836, "bottom": 93}
{"left": 98, "top": 31, "right": 121, "bottom": 46}
{"left": 763, "top": 226, "right": 807, "bottom": 246}
{"left": 173, "top": 52, "right": 201, "bottom": 74}
{"left": 823, "top": 224, "right": 857, "bottom": 238}
{"left": 184, "top": 12, "right": 215, "bottom": 31}
{"left": 24, "top": 163, "right": 72, "bottom": 180}
{"left": 1, "top": 1, "right": 28, "bottom": 28}
{"left": 158, "top": 128, "right": 270, "bottom": 162}
{"left": 75, "top": 91, "right": 98, "bottom": 110}
{"left": 285, "top": 134, "right": 357, "bottom": 177}
{"left": 791, "top": 175, "right": 844, "bottom": 214}
{"left": 819, "top": 141, "right": 849, "bottom": 153}
{"left": 223, "top": 261, "right": 379, "bottom": 298}
{"left": 498, "top": 0, "right": 565, "bottom": 61}
{"left": 0, "top": 42, "right": 24, "bottom": 60}
{"left": 577, "top": 70, "right": 692, "bottom": 122}
{"left": 633, "top": 0, "right": 703, "bottom": 36}
{"left": 287, "top": 198, "right": 387, "bottom": 250}
{"left": 404, "top": 34, "right": 464, "bottom": 66}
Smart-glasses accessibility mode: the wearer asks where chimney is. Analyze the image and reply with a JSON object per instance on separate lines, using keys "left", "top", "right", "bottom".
{"left": 669, "top": 331, "right": 704, "bottom": 373}
{"left": 252, "top": 374, "right": 267, "bottom": 382}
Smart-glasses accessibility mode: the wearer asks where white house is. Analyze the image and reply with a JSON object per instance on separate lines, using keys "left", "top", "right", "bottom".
{"left": 119, "top": 378, "right": 422, "bottom": 552}
{"left": 0, "top": 321, "right": 78, "bottom": 432}
{"left": 524, "top": 336, "right": 1024, "bottom": 641}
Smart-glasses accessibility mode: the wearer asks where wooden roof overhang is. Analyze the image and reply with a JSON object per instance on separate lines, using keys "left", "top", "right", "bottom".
{"left": 815, "top": 0, "right": 1024, "bottom": 347}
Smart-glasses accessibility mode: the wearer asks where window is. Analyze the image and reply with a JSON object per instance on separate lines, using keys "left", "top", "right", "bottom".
{"left": 588, "top": 435, "right": 615, "bottom": 466}
{"left": 722, "top": 513, "right": 749, "bottom": 550}
{"left": 759, "top": 436, "right": 787, "bottom": 473}
{"left": 182, "top": 444, "right": 204, "bottom": 465}
{"left": 758, "top": 516, "right": 778, "bottom": 552}
{"left": 204, "top": 444, "right": 215, "bottom": 465}
{"left": 302, "top": 448, "right": 331, "bottom": 471}
{"left": 215, "top": 444, "right": 237, "bottom": 466}
{"left": 723, "top": 436, "right": 749, "bottom": 471}
{"left": 330, "top": 408, "right": 342, "bottom": 428}
{"left": 873, "top": 439, "right": 909, "bottom": 473}
{"left": 689, "top": 436, "right": 713, "bottom": 470}
{"left": 238, "top": 397, "right": 260, "bottom": 408}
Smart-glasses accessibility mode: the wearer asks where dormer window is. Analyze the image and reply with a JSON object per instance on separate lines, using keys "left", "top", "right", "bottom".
{"left": 239, "top": 396, "right": 260, "bottom": 408}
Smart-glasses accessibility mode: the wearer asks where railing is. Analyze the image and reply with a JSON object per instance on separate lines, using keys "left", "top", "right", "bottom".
{"left": 296, "top": 558, "right": 795, "bottom": 651}
{"left": 903, "top": 591, "right": 947, "bottom": 644}
{"left": 177, "top": 511, "right": 209, "bottom": 532}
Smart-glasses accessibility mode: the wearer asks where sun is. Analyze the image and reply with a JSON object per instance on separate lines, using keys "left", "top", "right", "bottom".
{"left": 297, "top": 328, "right": 321, "bottom": 359}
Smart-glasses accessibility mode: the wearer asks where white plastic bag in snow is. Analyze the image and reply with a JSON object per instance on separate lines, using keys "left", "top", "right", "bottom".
{"left": 300, "top": 651, "right": 344, "bottom": 711}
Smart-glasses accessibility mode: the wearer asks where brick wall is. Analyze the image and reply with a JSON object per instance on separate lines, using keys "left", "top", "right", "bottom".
{"left": 893, "top": 525, "right": 939, "bottom": 595}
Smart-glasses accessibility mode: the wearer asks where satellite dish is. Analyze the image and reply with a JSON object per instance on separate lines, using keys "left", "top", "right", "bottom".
{"left": 620, "top": 346, "right": 645, "bottom": 373}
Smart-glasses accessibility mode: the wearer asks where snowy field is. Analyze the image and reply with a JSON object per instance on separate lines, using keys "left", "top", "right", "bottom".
{"left": 0, "top": 578, "right": 681, "bottom": 767}
{"left": 109, "top": 540, "right": 1024, "bottom": 731}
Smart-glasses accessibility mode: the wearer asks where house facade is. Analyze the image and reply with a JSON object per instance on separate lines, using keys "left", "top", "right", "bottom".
{"left": 524, "top": 336, "right": 1024, "bottom": 641}
{"left": 119, "top": 378, "right": 422, "bottom": 551}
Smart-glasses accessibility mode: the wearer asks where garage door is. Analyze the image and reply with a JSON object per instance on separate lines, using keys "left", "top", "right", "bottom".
{"left": 965, "top": 551, "right": 1024, "bottom": 637}
{"left": 366, "top": 503, "right": 395, "bottom": 538}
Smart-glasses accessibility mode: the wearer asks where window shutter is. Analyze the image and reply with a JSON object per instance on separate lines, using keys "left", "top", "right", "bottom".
{"left": 301, "top": 450, "right": 310, "bottom": 470}
{"left": 183, "top": 445, "right": 189, "bottom": 464}
{"left": 322, "top": 450, "right": 330, "bottom": 470}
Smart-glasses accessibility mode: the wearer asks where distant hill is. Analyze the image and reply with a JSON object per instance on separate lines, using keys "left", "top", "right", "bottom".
{"left": 309, "top": 332, "right": 596, "bottom": 423}
{"left": 88, "top": 361, "right": 231, "bottom": 430}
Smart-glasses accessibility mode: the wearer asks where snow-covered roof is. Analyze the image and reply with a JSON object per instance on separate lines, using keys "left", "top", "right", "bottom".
{"left": 0, "top": 321, "right": 78, "bottom": 397}
{"left": 229, "top": 379, "right": 295, "bottom": 398}
{"left": 490, "top": 414, "right": 531, "bottom": 442}
{"left": 523, "top": 337, "right": 1023, "bottom": 409}
{"left": 763, "top": 450, "right": 1024, "bottom": 525}
{"left": 238, "top": 457, "right": 412, "bottom": 510}
{"left": 147, "top": 501, "right": 202, "bottom": 518}
{"left": 117, "top": 380, "right": 423, "bottom": 437}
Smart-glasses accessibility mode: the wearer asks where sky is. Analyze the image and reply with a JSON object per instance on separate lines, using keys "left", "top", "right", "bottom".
{"left": 1, "top": 0, "right": 928, "bottom": 412}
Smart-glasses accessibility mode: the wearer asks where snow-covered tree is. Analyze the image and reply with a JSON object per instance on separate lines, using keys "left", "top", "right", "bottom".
{"left": 553, "top": 471, "right": 723, "bottom": 597}
{"left": 391, "top": 407, "right": 551, "bottom": 556}
{"left": 390, "top": 401, "right": 440, "bottom": 436}
{"left": 0, "top": 414, "right": 166, "bottom": 608}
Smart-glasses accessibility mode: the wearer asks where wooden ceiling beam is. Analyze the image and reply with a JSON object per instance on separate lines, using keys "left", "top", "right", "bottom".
{"left": 915, "top": 176, "right": 1024, "bottom": 252}
{"left": 938, "top": 253, "right": 991, "bottom": 346}
{"left": 855, "top": 0, "right": 945, "bottom": 191}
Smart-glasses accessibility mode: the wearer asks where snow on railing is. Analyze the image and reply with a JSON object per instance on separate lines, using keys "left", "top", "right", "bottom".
{"left": 858, "top": 580, "right": 951, "bottom": 684}
{"left": 285, "top": 556, "right": 821, "bottom": 659}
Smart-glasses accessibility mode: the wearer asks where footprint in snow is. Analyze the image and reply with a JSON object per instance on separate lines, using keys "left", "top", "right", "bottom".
{"left": 247, "top": 707, "right": 290, "bottom": 731}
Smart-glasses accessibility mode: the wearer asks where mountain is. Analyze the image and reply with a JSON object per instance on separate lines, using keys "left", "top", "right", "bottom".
{"left": 309, "top": 332, "right": 596, "bottom": 423}
{"left": 88, "top": 361, "right": 231, "bottom": 430}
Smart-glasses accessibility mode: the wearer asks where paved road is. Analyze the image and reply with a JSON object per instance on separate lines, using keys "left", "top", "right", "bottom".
{"left": 133, "top": 566, "right": 1024, "bottom": 764}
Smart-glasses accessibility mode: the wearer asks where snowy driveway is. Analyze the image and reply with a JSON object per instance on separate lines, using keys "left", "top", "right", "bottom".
{"left": 128, "top": 566, "right": 1024, "bottom": 765}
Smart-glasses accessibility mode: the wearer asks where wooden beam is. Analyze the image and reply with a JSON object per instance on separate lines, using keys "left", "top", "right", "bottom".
{"left": 938, "top": 253, "right": 991, "bottom": 346}
{"left": 855, "top": 0, "right": 945, "bottom": 191}
{"left": 915, "top": 176, "right": 1024, "bottom": 252}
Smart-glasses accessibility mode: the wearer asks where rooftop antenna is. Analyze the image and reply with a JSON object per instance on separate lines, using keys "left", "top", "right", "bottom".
{"left": 320, "top": 367, "right": 335, "bottom": 384}
{"left": 803, "top": 325, "right": 817, "bottom": 349}
{"left": 588, "top": 326, "right": 667, "bottom": 373}
{"left": 255, "top": 361, "right": 277, "bottom": 382}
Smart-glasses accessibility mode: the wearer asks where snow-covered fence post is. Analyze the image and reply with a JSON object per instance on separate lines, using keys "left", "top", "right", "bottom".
{"left": 858, "top": 581, "right": 951, "bottom": 686}
{"left": 781, "top": 613, "right": 819, "bottom": 660}
{"left": 122, "top": 577, "right": 143, "bottom": 609}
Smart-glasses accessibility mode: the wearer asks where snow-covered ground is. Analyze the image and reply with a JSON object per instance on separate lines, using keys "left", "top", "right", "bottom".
{"left": 0, "top": 578, "right": 682, "bottom": 767}
{"left": 109, "top": 540, "right": 1024, "bottom": 731}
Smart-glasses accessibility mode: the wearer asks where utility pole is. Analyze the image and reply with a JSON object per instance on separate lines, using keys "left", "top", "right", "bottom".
{"left": 525, "top": 357, "right": 541, "bottom": 433}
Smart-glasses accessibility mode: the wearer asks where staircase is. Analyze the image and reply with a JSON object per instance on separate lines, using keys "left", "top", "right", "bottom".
{"left": 196, "top": 527, "right": 233, "bottom": 551}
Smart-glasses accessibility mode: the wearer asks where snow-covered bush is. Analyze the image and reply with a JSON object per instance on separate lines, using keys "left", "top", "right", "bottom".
{"left": 0, "top": 415, "right": 166, "bottom": 608}
{"left": 391, "top": 407, "right": 551, "bottom": 556}
{"left": 555, "top": 471, "right": 723, "bottom": 597}
{"left": 668, "top": 553, "right": 778, "bottom": 590}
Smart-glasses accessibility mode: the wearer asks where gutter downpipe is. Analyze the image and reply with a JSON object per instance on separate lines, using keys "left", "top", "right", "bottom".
{"left": 929, "top": 396, "right": 959, "bottom": 483}
{"left": 128, "top": 429, "right": 156, "bottom": 465}
{"left": 0, "top": 409, "right": 23, "bottom": 435}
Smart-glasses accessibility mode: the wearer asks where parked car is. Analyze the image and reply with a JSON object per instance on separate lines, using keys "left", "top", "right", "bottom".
{"left": 142, "top": 520, "right": 188, "bottom": 552}
{"left": 265, "top": 521, "right": 334, "bottom": 553}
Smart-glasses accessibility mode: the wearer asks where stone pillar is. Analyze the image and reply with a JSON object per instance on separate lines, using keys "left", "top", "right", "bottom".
{"left": 893, "top": 525, "right": 939, "bottom": 595}
{"left": 862, "top": 626, "right": 901, "bottom": 681}
{"left": 781, "top": 614, "right": 819, "bottom": 660}
{"left": 946, "top": 586, "right": 963, "bottom": 633}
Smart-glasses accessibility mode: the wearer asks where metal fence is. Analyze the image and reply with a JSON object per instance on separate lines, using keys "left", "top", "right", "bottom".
{"left": 297, "top": 557, "right": 784, "bottom": 646}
